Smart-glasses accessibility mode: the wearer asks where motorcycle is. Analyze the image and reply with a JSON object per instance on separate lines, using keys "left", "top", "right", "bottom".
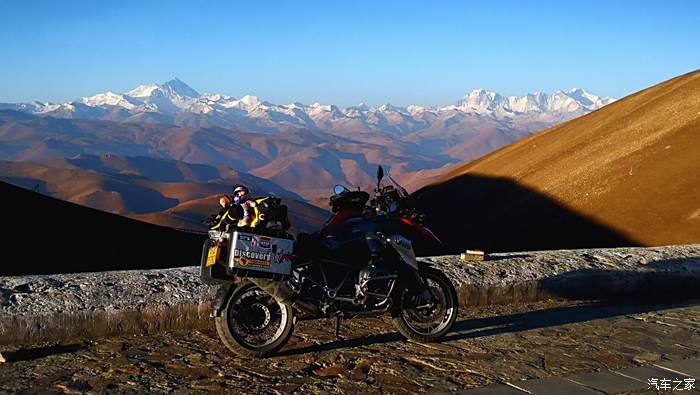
{"left": 200, "top": 166, "right": 458, "bottom": 357}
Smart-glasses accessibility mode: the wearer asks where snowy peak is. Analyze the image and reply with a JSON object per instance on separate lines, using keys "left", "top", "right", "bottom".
{"left": 376, "top": 103, "right": 406, "bottom": 113}
{"left": 123, "top": 79, "right": 199, "bottom": 101}
{"left": 454, "top": 88, "right": 614, "bottom": 115}
{"left": 350, "top": 102, "right": 370, "bottom": 111}
{"left": 506, "top": 93, "right": 549, "bottom": 113}
{"left": 160, "top": 78, "right": 200, "bottom": 98}
{"left": 457, "top": 89, "right": 505, "bottom": 112}
{"left": 565, "top": 87, "right": 614, "bottom": 108}
{"left": 127, "top": 84, "right": 159, "bottom": 98}
{"left": 310, "top": 102, "right": 343, "bottom": 115}
{"left": 238, "top": 95, "right": 263, "bottom": 108}
{"left": 82, "top": 92, "right": 136, "bottom": 109}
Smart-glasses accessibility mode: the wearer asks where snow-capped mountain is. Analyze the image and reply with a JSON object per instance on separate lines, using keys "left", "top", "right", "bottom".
{"left": 80, "top": 78, "right": 201, "bottom": 114}
{"left": 1, "top": 78, "right": 614, "bottom": 135}
{"left": 0, "top": 79, "right": 619, "bottom": 199}
{"left": 452, "top": 88, "right": 613, "bottom": 116}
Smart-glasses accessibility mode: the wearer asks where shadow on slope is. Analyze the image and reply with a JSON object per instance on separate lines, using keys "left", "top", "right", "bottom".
{"left": 413, "top": 174, "right": 639, "bottom": 254}
{"left": 0, "top": 181, "right": 205, "bottom": 276}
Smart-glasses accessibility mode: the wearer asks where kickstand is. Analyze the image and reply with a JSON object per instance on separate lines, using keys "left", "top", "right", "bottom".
{"left": 335, "top": 316, "right": 342, "bottom": 338}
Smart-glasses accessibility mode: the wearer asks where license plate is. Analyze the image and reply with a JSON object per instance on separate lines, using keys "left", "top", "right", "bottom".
{"left": 206, "top": 245, "right": 219, "bottom": 267}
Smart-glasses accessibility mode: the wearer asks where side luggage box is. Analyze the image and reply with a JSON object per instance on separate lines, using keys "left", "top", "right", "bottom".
{"left": 227, "top": 231, "right": 294, "bottom": 279}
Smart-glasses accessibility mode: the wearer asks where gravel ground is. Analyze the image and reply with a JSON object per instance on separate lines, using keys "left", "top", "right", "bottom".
{"left": 1, "top": 298, "right": 699, "bottom": 394}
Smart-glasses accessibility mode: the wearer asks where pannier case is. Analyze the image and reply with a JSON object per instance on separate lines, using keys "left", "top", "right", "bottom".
{"left": 227, "top": 231, "right": 294, "bottom": 275}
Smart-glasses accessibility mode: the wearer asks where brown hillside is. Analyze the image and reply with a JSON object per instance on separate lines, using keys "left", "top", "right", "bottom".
{"left": 0, "top": 158, "right": 329, "bottom": 232}
{"left": 0, "top": 113, "right": 448, "bottom": 201}
{"left": 416, "top": 70, "right": 700, "bottom": 252}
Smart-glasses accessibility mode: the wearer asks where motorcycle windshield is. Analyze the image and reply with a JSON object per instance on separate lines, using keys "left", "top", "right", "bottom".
{"left": 380, "top": 172, "right": 409, "bottom": 198}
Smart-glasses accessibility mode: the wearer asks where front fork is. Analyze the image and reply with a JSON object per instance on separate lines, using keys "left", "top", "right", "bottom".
{"left": 409, "top": 265, "right": 436, "bottom": 309}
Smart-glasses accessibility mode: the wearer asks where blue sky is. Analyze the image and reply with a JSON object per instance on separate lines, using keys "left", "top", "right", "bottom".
{"left": 1, "top": 1, "right": 699, "bottom": 106}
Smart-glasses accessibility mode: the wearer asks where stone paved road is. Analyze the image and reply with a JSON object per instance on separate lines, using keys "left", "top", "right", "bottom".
{"left": 1, "top": 299, "right": 699, "bottom": 394}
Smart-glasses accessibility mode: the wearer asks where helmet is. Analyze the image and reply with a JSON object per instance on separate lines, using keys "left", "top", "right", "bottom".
{"left": 219, "top": 195, "right": 233, "bottom": 207}
{"left": 232, "top": 184, "right": 250, "bottom": 204}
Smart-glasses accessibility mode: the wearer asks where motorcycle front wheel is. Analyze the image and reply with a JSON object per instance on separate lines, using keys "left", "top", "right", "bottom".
{"left": 392, "top": 266, "right": 458, "bottom": 342}
{"left": 214, "top": 283, "right": 295, "bottom": 358}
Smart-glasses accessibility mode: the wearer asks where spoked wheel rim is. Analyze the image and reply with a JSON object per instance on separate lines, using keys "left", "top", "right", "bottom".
{"left": 227, "top": 286, "right": 289, "bottom": 349}
{"left": 400, "top": 273, "right": 456, "bottom": 336}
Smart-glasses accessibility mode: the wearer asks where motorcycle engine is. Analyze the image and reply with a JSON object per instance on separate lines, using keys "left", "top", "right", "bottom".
{"left": 356, "top": 264, "right": 396, "bottom": 307}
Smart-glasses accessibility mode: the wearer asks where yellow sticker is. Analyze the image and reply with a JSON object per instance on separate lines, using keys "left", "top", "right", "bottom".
{"left": 234, "top": 257, "right": 271, "bottom": 267}
{"left": 206, "top": 246, "right": 219, "bottom": 267}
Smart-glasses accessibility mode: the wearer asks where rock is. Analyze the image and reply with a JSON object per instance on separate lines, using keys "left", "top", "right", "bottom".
{"left": 13, "top": 283, "right": 32, "bottom": 293}
{"left": 0, "top": 352, "right": 5, "bottom": 363}
{"left": 350, "top": 359, "right": 374, "bottom": 380}
{"left": 314, "top": 363, "right": 348, "bottom": 377}
{"left": 461, "top": 250, "right": 485, "bottom": 261}
{"left": 632, "top": 352, "right": 662, "bottom": 364}
{"left": 9, "top": 294, "right": 21, "bottom": 305}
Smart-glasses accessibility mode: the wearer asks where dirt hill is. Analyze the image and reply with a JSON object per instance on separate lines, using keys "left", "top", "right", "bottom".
{"left": 0, "top": 112, "right": 447, "bottom": 201}
{"left": 0, "top": 158, "right": 330, "bottom": 233}
{"left": 414, "top": 70, "right": 700, "bottom": 253}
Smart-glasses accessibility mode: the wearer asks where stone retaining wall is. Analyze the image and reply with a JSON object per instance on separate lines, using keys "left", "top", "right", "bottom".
{"left": 1, "top": 245, "right": 698, "bottom": 347}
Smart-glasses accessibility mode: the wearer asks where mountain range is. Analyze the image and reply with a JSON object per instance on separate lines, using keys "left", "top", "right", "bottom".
{"left": 0, "top": 79, "right": 614, "bottom": 235}
{"left": 1, "top": 78, "right": 613, "bottom": 138}
{"left": 0, "top": 79, "right": 614, "bottom": 198}
{"left": 1, "top": 71, "right": 693, "bottom": 254}
{"left": 0, "top": 111, "right": 445, "bottom": 200}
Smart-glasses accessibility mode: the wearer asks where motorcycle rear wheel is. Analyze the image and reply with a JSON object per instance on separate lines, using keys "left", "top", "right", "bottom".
{"left": 214, "top": 283, "right": 295, "bottom": 358}
{"left": 392, "top": 266, "right": 458, "bottom": 342}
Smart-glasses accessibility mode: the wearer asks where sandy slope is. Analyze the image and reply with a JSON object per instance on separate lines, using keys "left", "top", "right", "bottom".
{"left": 416, "top": 70, "right": 700, "bottom": 251}
{"left": 0, "top": 158, "right": 329, "bottom": 233}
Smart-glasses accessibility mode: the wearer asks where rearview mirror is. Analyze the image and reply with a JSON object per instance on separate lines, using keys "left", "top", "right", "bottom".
{"left": 333, "top": 185, "right": 347, "bottom": 195}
